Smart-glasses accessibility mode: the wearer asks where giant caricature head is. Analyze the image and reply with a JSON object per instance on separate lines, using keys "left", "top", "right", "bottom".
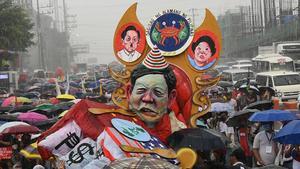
{"left": 121, "top": 26, "right": 140, "bottom": 53}
{"left": 127, "top": 47, "right": 177, "bottom": 127}
{"left": 191, "top": 36, "right": 216, "bottom": 67}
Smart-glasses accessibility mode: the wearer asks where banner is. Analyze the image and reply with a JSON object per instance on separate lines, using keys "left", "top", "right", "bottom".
{"left": 0, "top": 146, "right": 12, "bottom": 160}
{"left": 60, "top": 138, "right": 98, "bottom": 169}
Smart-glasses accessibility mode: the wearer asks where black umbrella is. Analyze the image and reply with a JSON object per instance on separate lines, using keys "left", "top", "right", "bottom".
{"left": 243, "top": 100, "right": 273, "bottom": 111}
{"left": 167, "top": 128, "right": 229, "bottom": 152}
{"left": 226, "top": 109, "right": 259, "bottom": 127}
{"left": 34, "top": 117, "right": 58, "bottom": 130}
{"left": 9, "top": 105, "right": 35, "bottom": 113}
{"left": 0, "top": 114, "right": 18, "bottom": 121}
{"left": 0, "top": 106, "right": 11, "bottom": 113}
{"left": 252, "top": 164, "right": 287, "bottom": 169}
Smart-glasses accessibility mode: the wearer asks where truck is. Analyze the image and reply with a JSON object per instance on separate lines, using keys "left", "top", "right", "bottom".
{"left": 273, "top": 41, "right": 300, "bottom": 72}
{"left": 252, "top": 53, "right": 295, "bottom": 73}
{"left": 257, "top": 41, "right": 300, "bottom": 72}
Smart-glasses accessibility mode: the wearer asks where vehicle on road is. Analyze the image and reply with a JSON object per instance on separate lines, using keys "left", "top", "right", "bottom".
{"left": 256, "top": 71, "right": 300, "bottom": 101}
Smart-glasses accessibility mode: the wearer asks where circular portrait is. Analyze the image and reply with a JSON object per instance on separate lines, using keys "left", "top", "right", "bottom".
{"left": 187, "top": 30, "right": 219, "bottom": 71}
{"left": 146, "top": 10, "right": 194, "bottom": 56}
{"left": 114, "top": 23, "right": 146, "bottom": 63}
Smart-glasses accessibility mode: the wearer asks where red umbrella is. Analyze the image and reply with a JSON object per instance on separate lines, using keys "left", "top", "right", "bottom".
{"left": 18, "top": 112, "right": 48, "bottom": 123}
{"left": 0, "top": 121, "right": 40, "bottom": 134}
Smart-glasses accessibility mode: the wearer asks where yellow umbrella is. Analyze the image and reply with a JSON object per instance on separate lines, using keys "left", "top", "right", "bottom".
{"left": 58, "top": 110, "right": 68, "bottom": 118}
{"left": 56, "top": 94, "right": 76, "bottom": 100}
{"left": 20, "top": 142, "right": 41, "bottom": 159}
{"left": 16, "top": 97, "right": 32, "bottom": 103}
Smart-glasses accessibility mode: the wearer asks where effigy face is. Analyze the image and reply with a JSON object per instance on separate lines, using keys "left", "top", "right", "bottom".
{"left": 115, "top": 23, "right": 146, "bottom": 63}
{"left": 129, "top": 74, "right": 169, "bottom": 124}
{"left": 111, "top": 4, "right": 222, "bottom": 127}
{"left": 187, "top": 30, "right": 220, "bottom": 71}
{"left": 111, "top": 7, "right": 220, "bottom": 125}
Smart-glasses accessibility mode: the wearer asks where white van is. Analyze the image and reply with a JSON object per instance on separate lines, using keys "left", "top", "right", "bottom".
{"left": 231, "top": 64, "right": 253, "bottom": 70}
{"left": 220, "top": 69, "right": 255, "bottom": 86}
{"left": 256, "top": 71, "right": 300, "bottom": 101}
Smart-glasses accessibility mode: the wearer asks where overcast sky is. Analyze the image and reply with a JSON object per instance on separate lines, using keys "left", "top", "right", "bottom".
{"left": 66, "top": 0, "right": 250, "bottom": 64}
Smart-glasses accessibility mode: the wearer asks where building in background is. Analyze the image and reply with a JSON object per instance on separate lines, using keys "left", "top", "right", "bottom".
{"left": 218, "top": 0, "right": 300, "bottom": 61}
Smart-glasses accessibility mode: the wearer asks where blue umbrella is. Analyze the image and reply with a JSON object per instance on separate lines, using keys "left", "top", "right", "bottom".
{"left": 248, "top": 109, "right": 298, "bottom": 122}
{"left": 273, "top": 120, "right": 300, "bottom": 144}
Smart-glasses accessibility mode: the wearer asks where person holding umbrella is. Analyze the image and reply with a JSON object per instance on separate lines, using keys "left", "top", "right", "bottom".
{"left": 228, "top": 148, "right": 250, "bottom": 169}
{"left": 253, "top": 122, "right": 278, "bottom": 166}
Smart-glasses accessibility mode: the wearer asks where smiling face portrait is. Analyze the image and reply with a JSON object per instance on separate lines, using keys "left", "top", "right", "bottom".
{"left": 127, "top": 64, "right": 177, "bottom": 128}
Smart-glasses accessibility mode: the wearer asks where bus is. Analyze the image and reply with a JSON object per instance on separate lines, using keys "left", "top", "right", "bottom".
{"left": 252, "top": 53, "right": 295, "bottom": 73}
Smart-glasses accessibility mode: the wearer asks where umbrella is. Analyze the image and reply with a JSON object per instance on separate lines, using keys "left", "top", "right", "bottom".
{"left": 58, "top": 110, "right": 68, "bottom": 118}
{"left": 210, "top": 102, "right": 234, "bottom": 113}
{"left": 238, "top": 84, "right": 260, "bottom": 94}
{"left": 167, "top": 128, "right": 228, "bottom": 152}
{"left": 0, "top": 106, "right": 10, "bottom": 113}
{"left": 71, "top": 99, "right": 81, "bottom": 104}
{"left": 259, "top": 86, "right": 275, "bottom": 96}
{"left": 27, "top": 86, "right": 40, "bottom": 92}
{"left": 56, "top": 94, "right": 76, "bottom": 100}
{"left": 226, "top": 109, "right": 259, "bottom": 127}
{"left": 0, "top": 114, "right": 18, "bottom": 121}
{"left": 106, "top": 157, "right": 179, "bottom": 169}
{"left": 1, "top": 97, "right": 32, "bottom": 107}
{"left": 56, "top": 101, "right": 74, "bottom": 111}
{"left": 234, "top": 79, "right": 257, "bottom": 89}
{"left": 34, "top": 117, "right": 58, "bottom": 130}
{"left": 21, "top": 92, "right": 41, "bottom": 99}
{"left": 20, "top": 142, "right": 41, "bottom": 159}
{"left": 243, "top": 100, "right": 273, "bottom": 111}
{"left": 9, "top": 105, "right": 35, "bottom": 113}
{"left": 0, "top": 121, "right": 40, "bottom": 134}
{"left": 17, "top": 112, "right": 48, "bottom": 123}
{"left": 32, "top": 103, "right": 57, "bottom": 112}
{"left": 252, "top": 164, "right": 287, "bottom": 169}
{"left": 273, "top": 120, "right": 300, "bottom": 144}
{"left": 248, "top": 109, "right": 298, "bottom": 122}
{"left": 218, "top": 81, "right": 233, "bottom": 88}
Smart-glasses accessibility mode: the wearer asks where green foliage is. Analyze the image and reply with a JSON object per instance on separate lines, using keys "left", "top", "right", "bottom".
{"left": 151, "top": 24, "right": 161, "bottom": 43}
{"left": 178, "top": 20, "right": 188, "bottom": 41}
{"left": 0, "top": 0, "right": 34, "bottom": 51}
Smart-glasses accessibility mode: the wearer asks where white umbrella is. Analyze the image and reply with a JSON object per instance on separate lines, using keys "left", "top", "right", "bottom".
{"left": 210, "top": 102, "right": 234, "bottom": 113}
{"left": 0, "top": 121, "right": 30, "bottom": 133}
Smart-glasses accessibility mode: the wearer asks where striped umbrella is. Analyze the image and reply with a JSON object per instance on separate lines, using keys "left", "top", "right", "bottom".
{"left": 20, "top": 142, "right": 41, "bottom": 159}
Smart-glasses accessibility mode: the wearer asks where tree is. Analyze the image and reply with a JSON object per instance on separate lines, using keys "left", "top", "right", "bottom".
{"left": 0, "top": 0, "right": 34, "bottom": 51}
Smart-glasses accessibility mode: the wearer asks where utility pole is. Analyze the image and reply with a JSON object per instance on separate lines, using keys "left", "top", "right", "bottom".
{"left": 63, "top": 0, "right": 70, "bottom": 71}
{"left": 298, "top": 0, "right": 300, "bottom": 18}
{"left": 53, "top": 0, "right": 60, "bottom": 31}
{"left": 36, "top": 0, "right": 45, "bottom": 70}
{"left": 188, "top": 8, "right": 200, "bottom": 30}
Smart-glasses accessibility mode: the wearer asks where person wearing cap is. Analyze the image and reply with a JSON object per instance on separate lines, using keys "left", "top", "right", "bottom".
{"left": 228, "top": 148, "right": 249, "bottom": 169}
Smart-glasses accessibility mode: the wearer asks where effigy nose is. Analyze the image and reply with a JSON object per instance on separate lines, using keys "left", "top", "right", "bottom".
{"left": 142, "top": 91, "right": 154, "bottom": 103}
